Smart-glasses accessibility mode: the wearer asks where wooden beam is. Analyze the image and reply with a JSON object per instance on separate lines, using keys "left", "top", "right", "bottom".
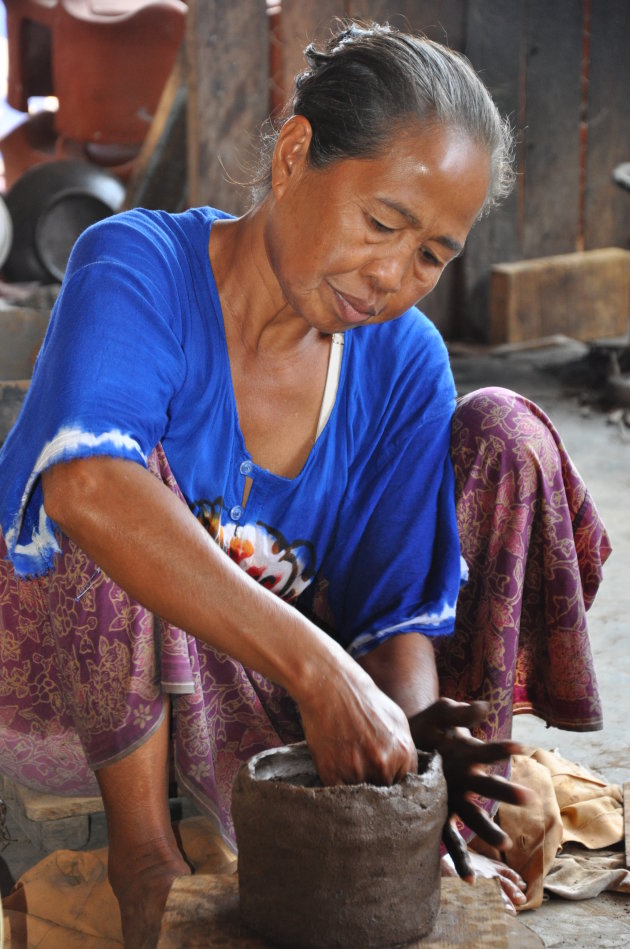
{"left": 462, "top": 0, "right": 525, "bottom": 340}
{"left": 123, "top": 50, "right": 188, "bottom": 213}
{"left": 186, "top": 0, "right": 269, "bottom": 215}
{"left": 489, "top": 247, "right": 630, "bottom": 343}
{"left": 281, "top": 0, "right": 346, "bottom": 99}
{"left": 584, "top": 2, "right": 630, "bottom": 251}
{"left": 521, "top": 0, "right": 583, "bottom": 258}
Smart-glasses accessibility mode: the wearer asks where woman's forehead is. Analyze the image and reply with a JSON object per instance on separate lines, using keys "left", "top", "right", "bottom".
{"left": 319, "top": 124, "right": 490, "bottom": 219}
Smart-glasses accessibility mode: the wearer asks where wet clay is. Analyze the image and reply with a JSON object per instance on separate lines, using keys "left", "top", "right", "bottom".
{"left": 232, "top": 743, "right": 447, "bottom": 949}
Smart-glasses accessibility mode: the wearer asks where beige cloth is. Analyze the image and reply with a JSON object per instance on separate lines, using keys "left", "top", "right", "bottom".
{"left": 496, "top": 747, "right": 625, "bottom": 910}
{"left": 544, "top": 849, "right": 630, "bottom": 900}
{"left": 1, "top": 817, "right": 236, "bottom": 949}
{"left": 529, "top": 747, "right": 623, "bottom": 847}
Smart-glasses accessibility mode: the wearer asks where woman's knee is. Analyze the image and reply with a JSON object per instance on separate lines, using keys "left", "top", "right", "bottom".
{"left": 455, "top": 386, "right": 524, "bottom": 423}
{"left": 452, "top": 387, "right": 555, "bottom": 457}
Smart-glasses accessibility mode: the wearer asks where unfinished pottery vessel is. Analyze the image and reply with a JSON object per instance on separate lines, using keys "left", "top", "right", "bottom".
{"left": 232, "top": 742, "right": 447, "bottom": 949}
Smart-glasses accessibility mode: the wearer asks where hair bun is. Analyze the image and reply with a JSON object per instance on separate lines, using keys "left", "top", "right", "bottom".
{"left": 303, "top": 43, "right": 330, "bottom": 70}
{"left": 328, "top": 23, "right": 366, "bottom": 49}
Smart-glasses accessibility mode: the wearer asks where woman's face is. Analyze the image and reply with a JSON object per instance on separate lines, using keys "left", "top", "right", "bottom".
{"left": 264, "top": 118, "right": 491, "bottom": 334}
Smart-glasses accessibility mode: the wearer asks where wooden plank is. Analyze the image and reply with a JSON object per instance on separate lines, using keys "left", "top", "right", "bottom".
{"left": 159, "top": 874, "right": 512, "bottom": 948}
{"left": 0, "top": 773, "right": 102, "bottom": 851}
{"left": 584, "top": 1, "right": 630, "bottom": 251}
{"left": 13, "top": 809, "right": 93, "bottom": 852}
{"left": 461, "top": 0, "right": 525, "bottom": 340}
{"left": 521, "top": 1, "right": 583, "bottom": 258}
{"left": 281, "top": 0, "right": 347, "bottom": 100}
{"left": 489, "top": 247, "right": 630, "bottom": 343}
{"left": 344, "top": 0, "right": 465, "bottom": 48}
{"left": 421, "top": 264, "right": 460, "bottom": 340}
{"left": 123, "top": 50, "right": 188, "bottom": 213}
{"left": 346, "top": 0, "right": 395, "bottom": 25}
{"left": 412, "top": 0, "right": 466, "bottom": 50}
{"left": 8, "top": 779, "right": 103, "bottom": 822}
{"left": 355, "top": 0, "right": 466, "bottom": 50}
{"left": 186, "top": 0, "right": 269, "bottom": 215}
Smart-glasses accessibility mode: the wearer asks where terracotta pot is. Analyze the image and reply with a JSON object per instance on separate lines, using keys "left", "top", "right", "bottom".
{"left": 232, "top": 742, "right": 447, "bottom": 949}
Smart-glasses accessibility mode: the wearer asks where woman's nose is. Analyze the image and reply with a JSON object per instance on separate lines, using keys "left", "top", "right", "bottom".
{"left": 363, "top": 252, "right": 410, "bottom": 294}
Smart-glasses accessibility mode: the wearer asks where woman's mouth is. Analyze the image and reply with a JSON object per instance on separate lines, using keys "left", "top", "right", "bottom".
{"left": 331, "top": 287, "right": 380, "bottom": 325}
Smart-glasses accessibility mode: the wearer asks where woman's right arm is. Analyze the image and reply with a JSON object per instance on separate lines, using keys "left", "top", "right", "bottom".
{"left": 42, "top": 454, "right": 416, "bottom": 785}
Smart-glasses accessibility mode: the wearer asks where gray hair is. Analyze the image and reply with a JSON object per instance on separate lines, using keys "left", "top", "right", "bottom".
{"left": 251, "top": 20, "right": 514, "bottom": 214}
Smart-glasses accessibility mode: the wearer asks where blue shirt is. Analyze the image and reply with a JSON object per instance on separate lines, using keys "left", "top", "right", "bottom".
{"left": 0, "top": 207, "right": 463, "bottom": 656}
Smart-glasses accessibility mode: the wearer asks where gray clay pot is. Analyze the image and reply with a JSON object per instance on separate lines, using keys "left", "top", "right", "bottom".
{"left": 232, "top": 742, "right": 448, "bottom": 949}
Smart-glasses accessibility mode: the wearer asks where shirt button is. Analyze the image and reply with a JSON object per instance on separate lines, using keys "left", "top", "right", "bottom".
{"left": 240, "top": 460, "right": 254, "bottom": 476}
{"left": 229, "top": 505, "right": 243, "bottom": 521}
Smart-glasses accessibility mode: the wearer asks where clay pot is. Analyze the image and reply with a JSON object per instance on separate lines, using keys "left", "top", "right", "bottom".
{"left": 232, "top": 742, "right": 447, "bottom": 949}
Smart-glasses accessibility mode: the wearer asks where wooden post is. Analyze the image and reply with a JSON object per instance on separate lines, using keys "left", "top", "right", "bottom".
{"left": 281, "top": 0, "right": 347, "bottom": 98}
{"left": 461, "top": 0, "right": 525, "bottom": 340}
{"left": 584, "top": 1, "right": 630, "bottom": 251}
{"left": 186, "top": 0, "right": 269, "bottom": 215}
{"left": 520, "top": 0, "right": 583, "bottom": 259}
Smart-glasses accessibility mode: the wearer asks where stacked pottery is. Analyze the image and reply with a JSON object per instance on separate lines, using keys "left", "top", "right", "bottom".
{"left": 232, "top": 742, "right": 447, "bottom": 949}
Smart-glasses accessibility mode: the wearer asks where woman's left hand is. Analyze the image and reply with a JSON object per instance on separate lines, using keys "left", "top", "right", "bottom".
{"left": 408, "top": 698, "right": 535, "bottom": 878}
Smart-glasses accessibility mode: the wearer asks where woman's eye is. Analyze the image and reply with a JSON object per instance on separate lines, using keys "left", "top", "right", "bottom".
{"left": 421, "top": 248, "right": 441, "bottom": 266}
{"left": 369, "top": 216, "right": 394, "bottom": 233}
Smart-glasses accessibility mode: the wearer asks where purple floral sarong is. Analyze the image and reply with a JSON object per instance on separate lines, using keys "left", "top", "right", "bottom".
{"left": 0, "top": 387, "right": 611, "bottom": 847}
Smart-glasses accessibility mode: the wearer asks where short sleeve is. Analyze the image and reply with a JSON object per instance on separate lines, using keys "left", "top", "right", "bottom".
{"left": 312, "top": 408, "right": 464, "bottom": 658}
{"left": 0, "top": 214, "right": 187, "bottom": 575}
{"left": 38, "top": 259, "right": 186, "bottom": 455}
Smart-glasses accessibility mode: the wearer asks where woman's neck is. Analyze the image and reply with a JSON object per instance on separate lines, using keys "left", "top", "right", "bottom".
{"left": 209, "top": 206, "right": 317, "bottom": 356}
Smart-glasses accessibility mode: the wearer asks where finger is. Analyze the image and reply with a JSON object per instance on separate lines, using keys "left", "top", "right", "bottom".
{"left": 362, "top": 741, "right": 418, "bottom": 788}
{"left": 410, "top": 699, "right": 490, "bottom": 734}
{"left": 498, "top": 875, "right": 528, "bottom": 909}
{"left": 500, "top": 890, "right": 518, "bottom": 916}
{"left": 443, "top": 739, "right": 524, "bottom": 765}
{"left": 454, "top": 801, "right": 510, "bottom": 849}
{"left": 462, "top": 774, "right": 538, "bottom": 806}
{"left": 498, "top": 865, "right": 527, "bottom": 890}
{"left": 442, "top": 822, "right": 474, "bottom": 881}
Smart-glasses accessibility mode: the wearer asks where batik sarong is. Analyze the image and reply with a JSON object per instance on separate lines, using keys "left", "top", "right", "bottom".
{"left": 0, "top": 387, "right": 611, "bottom": 847}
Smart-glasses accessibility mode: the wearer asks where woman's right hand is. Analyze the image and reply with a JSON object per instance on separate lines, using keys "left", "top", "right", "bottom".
{"left": 296, "top": 656, "right": 418, "bottom": 787}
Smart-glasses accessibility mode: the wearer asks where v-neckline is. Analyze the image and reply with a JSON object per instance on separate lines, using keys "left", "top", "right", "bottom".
{"left": 206, "top": 223, "right": 346, "bottom": 483}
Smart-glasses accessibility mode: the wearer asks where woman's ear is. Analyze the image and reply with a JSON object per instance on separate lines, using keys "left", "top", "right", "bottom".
{"left": 271, "top": 115, "right": 313, "bottom": 199}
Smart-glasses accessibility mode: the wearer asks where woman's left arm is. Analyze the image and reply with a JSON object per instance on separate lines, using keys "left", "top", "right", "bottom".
{"left": 357, "top": 632, "right": 534, "bottom": 877}
{"left": 356, "top": 631, "right": 439, "bottom": 717}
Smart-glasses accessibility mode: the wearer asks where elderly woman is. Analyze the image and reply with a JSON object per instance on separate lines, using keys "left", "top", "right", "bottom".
{"left": 0, "top": 21, "right": 609, "bottom": 947}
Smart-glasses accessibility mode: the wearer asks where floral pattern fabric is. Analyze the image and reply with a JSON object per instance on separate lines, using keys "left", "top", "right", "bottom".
{"left": 0, "top": 387, "right": 610, "bottom": 846}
